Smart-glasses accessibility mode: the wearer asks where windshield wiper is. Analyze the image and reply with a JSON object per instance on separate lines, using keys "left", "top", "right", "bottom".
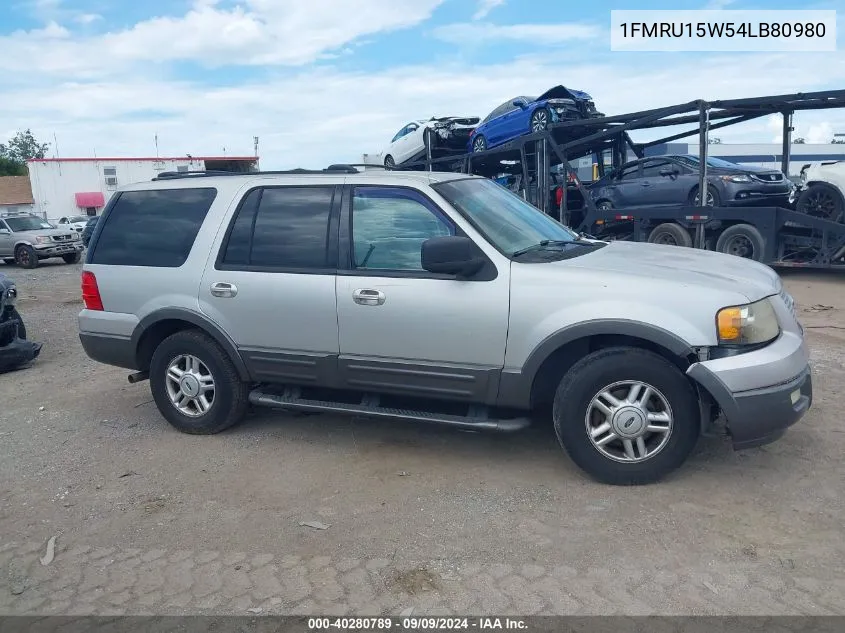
{"left": 512, "top": 240, "right": 587, "bottom": 257}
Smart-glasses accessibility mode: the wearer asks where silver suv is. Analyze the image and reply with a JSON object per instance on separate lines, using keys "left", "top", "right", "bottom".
{"left": 0, "top": 212, "right": 84, "bottom": 268}
{"left": 77, "top": 166, "right": 812, "bottom": 484}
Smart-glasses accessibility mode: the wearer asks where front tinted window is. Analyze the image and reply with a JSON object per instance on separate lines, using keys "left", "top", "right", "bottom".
{"left": 433, "top": 178, "right": 576, "bottom": 256}
{"left": 90, "top": 188, "right": 216, "bottom": 267}
{"left": 352, "top": 187, "right": 453, "bottom": 271}
{"left": 617, "top": 164, "right": 640, "bottom": 181}
{"left": 641, "top": 160, "right": 671, "bottom": 177}
{"left": 239, "top": 187, "right": 333, "bottom": 269}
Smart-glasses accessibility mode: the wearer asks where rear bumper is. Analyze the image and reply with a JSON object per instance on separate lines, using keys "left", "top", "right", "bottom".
{"left": 687, "top": 332, "right": 812, "bottom": 450}
{"left": 79, "top": 332, "right": 138, "bottom": 370}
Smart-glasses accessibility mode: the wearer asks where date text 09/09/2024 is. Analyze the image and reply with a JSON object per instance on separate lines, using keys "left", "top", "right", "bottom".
{"left": 619, "top": 21, "right": 827, "bottom": 38}
{"left": 307, "top": 617, "right": 528, "bottom": 630}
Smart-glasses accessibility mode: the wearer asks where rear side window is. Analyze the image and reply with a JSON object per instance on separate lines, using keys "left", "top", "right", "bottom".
{"left": 219, "top": 186, "right": 334, "bottom": 270}
{"left": 89, "top": 188, "right": 216, "bottom": 267}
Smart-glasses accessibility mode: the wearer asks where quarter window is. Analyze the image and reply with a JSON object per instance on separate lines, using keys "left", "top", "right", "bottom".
{"left": 89, "top": 188, "right": 217, "bottom": 267}
{"left": 351, "top": 187, "right": 453, "bottom": 271}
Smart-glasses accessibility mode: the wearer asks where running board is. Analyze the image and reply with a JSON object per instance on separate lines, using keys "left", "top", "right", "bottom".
{"left": 248, "top": 388, "right": 530, "bottom": 433}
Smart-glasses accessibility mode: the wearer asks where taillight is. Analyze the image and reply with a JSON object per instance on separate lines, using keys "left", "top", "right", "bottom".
{"left": 81, "top": 271, "right": 104, "bottom": 311}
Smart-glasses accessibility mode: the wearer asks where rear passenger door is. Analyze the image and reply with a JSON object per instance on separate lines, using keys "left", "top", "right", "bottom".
{"left": 199, "top": 184, "right": 340, "bottom": 384}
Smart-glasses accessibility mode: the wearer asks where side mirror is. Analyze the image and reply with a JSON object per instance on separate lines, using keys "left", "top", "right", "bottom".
{"left": 421, "top": 236, "right": 484, "bottom": 277}
{"left": 512, "top": 99, "right": 527, "bottom": 109}
{"left": 0, "top": 228, "right": 9, "bottom": 235}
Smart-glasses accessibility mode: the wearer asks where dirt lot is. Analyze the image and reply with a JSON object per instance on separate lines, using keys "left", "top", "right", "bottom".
{"left": 1, "top": 260, "right": 844, "bottom": 616}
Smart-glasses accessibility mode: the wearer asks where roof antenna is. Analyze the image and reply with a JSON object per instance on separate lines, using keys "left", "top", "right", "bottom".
{"left": 155, "top": 133, "right": 159, "bottom": 158}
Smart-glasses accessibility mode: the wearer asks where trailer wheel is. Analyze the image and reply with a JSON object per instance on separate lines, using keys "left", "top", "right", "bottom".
{"left": 647, "top": 223, "right": 692, "bottom": 248}
{"left": 715, "top": 224, "right": 765, "bottom": 261}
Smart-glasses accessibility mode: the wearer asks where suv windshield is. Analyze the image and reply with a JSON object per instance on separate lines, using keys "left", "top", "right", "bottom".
{"left": 432, "top": 178, "right": 580, "bottom": 256}
{"left": 6, "top": 216, "right": 53, "bottom": 232}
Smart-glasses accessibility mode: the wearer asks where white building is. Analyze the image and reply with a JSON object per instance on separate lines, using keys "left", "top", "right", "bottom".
{"left": 26, "top": 155, "right": 259, "bottom": 220}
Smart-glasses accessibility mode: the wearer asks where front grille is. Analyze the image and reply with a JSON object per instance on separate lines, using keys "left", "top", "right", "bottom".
{"left": 51, "top": 234, "right": 74, "bottom": 242}
{"left": 751, "top": 173, "right": 784, "bottom": 183}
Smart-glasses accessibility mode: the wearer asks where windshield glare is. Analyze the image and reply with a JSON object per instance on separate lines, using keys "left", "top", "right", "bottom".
{"left": 6, "top": 216, "right": 53, "bottom": 231}
{"left": 433, "top": 178, "right": 577, "bottom": 256}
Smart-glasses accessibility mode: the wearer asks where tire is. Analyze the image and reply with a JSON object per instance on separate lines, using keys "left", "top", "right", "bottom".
{"left": 647, "top": 222, "right": 693, "bottom": 248}
{"left": 9, "top": 308, "right": 26, "bottom": 339}
{"left": 149, "top": 330, "right": 249, "bottom": 435}
{"left": 62, "top": 252, "right": 81, "bottom": 264}
{"left": 384, "top": 155, "right": 395, "bottom": 168}
{"left": 689, "top": 185, "right": 720, "bottom": 207}
{"left": 595, "top": 200, "right": 613, "bottom": 211}
{"left": 553, "top": 347, "right": 700, "bottom": 485}
{"left": 715, "top": 223, "right": 765, "bottom": 261}
{"left": 530, "top": 107, "right": 551, "bottom": 133}
{"left": 796, "top": 183, "right": 845, "bottom": 223}
{"left": 14, "top": 245, "right": 38, "bottom": 269}
{"left": 471, "top": 135, "right": 487, "bottom": 153}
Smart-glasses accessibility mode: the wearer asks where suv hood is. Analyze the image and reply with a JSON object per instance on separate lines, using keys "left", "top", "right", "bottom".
{"left": 562, "top": 241, "right": 780, "bottom": 302}
{"left": 537, "top": 85, "right": 593, "bottom": 102}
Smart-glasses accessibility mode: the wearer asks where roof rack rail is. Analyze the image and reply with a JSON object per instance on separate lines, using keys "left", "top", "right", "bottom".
{"left": 152, "top": 165, "right": 360, "bottom": 181}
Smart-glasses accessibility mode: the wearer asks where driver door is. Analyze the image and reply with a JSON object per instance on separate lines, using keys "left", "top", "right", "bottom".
{"left": 0, "top": 220, "right": 12, "bottom": 257}
{"left": 335, "top": 184, "right": 510, "bottom": 402}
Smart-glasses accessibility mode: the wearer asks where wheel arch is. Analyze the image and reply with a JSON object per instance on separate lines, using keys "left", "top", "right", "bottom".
{"left": 803, "top": 180, "right": 845, "bottom": 201}
{"left": 498, "top": 320, "right": 699, "bottom": 410}
{"left": 131, "top": 308, "right": 250, "bottom": 381}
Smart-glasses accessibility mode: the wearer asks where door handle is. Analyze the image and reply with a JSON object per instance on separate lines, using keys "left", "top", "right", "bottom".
{"left": 640, "top": 182, "right": 651, "bottom": 186}
{"left": 210, "top": 282, "right": 238, "bottom": 298}
{"left": 352, "top": 288, "right": 386, "bottom": 306}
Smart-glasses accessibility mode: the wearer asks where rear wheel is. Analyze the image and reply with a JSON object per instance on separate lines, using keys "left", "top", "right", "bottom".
{"left": 715, "top": 223, "right": 765, "bottom": 261}
{"left": 552, "top": 347, "right": 700, "bottom": 485}
{"left": 471, "top": 135, "right": 487, "bottom": 153}
{"left": 796, "top": 183, "right": 844, "bottom": 223}
{"left": 647, "top": 222, "right": 693, "bottom": 248}
{"left": 14, "top": 245, "right": 38, "bottom": 269}
{"left": 62, "top": 252, "right": 81, "bottom": 264}
{"left": 384, "top": 155, "right": 395, "bottom": 168}
{"left": 149, "top": 330, "right": 249, "bottom": 435}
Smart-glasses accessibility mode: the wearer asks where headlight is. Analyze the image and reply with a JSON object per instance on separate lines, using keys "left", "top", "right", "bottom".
{"left": 35, "top": 235, "right": 51, "bottom": 244}
{"left": 721, "top": 174, "right": 752, "bottom": 183}
{"left": 716, "top": 298, "right": 780, "bottom": 346}
{"left": 4, "top": 287, "right": 16, "bottom": 306}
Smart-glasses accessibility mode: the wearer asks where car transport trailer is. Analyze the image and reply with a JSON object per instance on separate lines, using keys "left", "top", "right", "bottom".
{"left": 393, "top": 89, "right": 845, "bottom": 270}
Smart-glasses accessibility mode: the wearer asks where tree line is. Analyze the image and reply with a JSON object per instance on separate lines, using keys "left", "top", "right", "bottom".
{"left": 0, "top": 130, "right": 51, "bottom": 176}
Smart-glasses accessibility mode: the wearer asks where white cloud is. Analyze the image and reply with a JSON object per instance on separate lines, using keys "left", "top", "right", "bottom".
{"left": 3, "top": 0, "right": 446, "bottom": 70}
{"left": 74, "top": 13, "right": 102, "bottom": 25}
{"left": 472, "top": 0, "right": 505, "bottom": 21}
{"left": 432, "top": 22, "right": 602, "bottom": 45}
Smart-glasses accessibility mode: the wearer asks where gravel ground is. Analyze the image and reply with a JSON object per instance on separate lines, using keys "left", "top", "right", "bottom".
{"left": 1, "top": 259, "right": 844, "bottom": 616}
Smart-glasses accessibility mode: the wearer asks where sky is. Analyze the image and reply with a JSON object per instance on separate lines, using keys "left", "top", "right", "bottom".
{"left": 1, "top": 0, "right": 843, "bottom": 169}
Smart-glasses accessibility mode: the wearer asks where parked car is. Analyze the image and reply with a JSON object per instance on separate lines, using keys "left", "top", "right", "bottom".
{"left": 382, "top": 116, "right": 480, "bottom": 167}
{"left": 0, "top": 272, "right": 42, "bottom": 372}
{"left": 468, "top": 85, "right": 603, "bottom": 153}
{"left": 79, "top": 167, "right": 810, "bottom": 485}
{"left": 50, "top": 214, "right": 90, "bottom": 234}
{"left": 0, "top": 212, "right": 84, "bottom": 268}
{"left": 81, "top": 215, "right": 100, "bottom": 247}
{"left": 791, "top": 161, "right": 845, "bottom": 223}
{"left": 589, "top": 155, "right": 794, "bottom": 210}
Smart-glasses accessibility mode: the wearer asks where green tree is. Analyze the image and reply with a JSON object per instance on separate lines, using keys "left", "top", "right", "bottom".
{"left": 0, "top": 129, "right": 51, "bottom": 169}
{"left": 0, "top": 156, "right": 26, "bottom": 176}
{"left": 793, "top": 137, "right": 806, "bottom": 144}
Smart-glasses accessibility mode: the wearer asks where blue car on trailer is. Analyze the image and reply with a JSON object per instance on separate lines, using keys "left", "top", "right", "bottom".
{"left": 468, "top": 85, "right": 603, "bottom": 153}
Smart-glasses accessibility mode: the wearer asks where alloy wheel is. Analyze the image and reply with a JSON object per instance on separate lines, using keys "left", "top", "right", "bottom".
{"left": 165, "top": 354, "right": 216, "bottom": 417}
{"left": 585, "top": 380, "right": 673, "bottom": 463}
{"left": 531, "top": 110, "right": 549, "bottom": 132}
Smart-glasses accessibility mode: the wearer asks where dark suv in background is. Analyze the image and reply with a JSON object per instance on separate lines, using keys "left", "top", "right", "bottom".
{"left": 81, "top": 216, "right": 100, "bottom": 247}
{"left": 589, "top": 155, "right": 794, "bottom": 209}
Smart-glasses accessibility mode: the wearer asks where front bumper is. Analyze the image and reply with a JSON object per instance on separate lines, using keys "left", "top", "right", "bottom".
{"left": 34, "top": 242, "right": 84, "bottom": 257}
{"left": 687, "top": 330, "right": 812, "bottom": 450}
{"left": 723, "top": 183, "right": 793, "bottom": 206}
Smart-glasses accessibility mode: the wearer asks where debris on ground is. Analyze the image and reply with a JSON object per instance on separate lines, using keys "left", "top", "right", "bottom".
{"left": 118, "top": 471, "right": 139, "bottom": 478}
{"left": 299, "top": 520, "right": 331, "bottom": 530}
{"left": 398, "top": 471, "right": 410, "bottom": 477}
{"left": 804, "top": 304, "right": 834, "bottom": 313}
{"left": 8, "top": 562, "right": 28, "bottom": 595}
{"left": 703, "top": 581, "right": 719, "bottom": 594}
{"left": 39, "top": 535, "right": 58, "bottom": 566}
{"left": 400, "top": 607, "right": 415, "bottom": 617}
{"left": 247, "top": 607, "right": 263, "bottom": 614}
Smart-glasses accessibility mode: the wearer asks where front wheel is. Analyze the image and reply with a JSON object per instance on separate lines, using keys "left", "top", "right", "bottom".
{"left": 471, "top": 135, "right": 487, "bottom": 153}
{"left": 149, "top": 330, "right": 249, "bottom": 434}
{"left": 530, "top": 107, "right": 551, "bottom": 133}
{"left": 15, "top": 245, "right": 38, "bottom": 269}
{"left": 553, "top": 347, "right": 700, "bottom": 485}
{"left": 796, "top": 183, "right": 845, "bottom": 223}
{"left": 384, "top": 155, "right": 395, "bottom": 168}
{"left": 690, "top": 185, "right": 721, "bottom": 207}
{"left": 63, "top": 252, "right": 81, "bottom": 264}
